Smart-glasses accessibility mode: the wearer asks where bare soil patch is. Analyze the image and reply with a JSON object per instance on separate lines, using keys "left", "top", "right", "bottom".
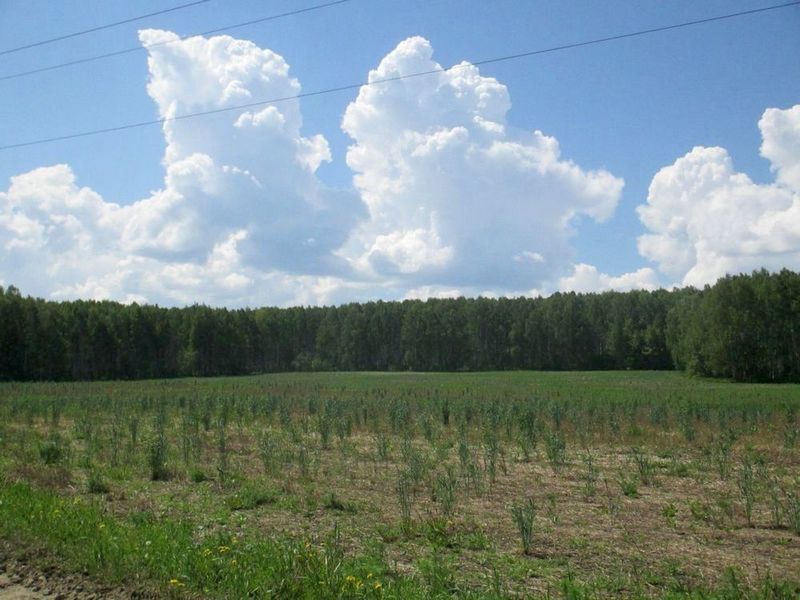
{"left": 0, "top": 545, "right": 148, "bottom": 600}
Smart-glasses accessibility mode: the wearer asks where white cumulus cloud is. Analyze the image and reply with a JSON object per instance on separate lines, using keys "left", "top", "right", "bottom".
{"left": 124, "top": 29, "right": 363, "bottom": 274}
{"left": 339, "top": 36, "right": 624, "bottom": 294}
{"left": 637, "top": 104, "right": 800, "bottom": 287}
{"left": 0, "top": 164, "right": 122, "bottom": 296}
{"left": 0, "top": 30, "right": 364, "bottom": 306}
{"left": 2, "top": 32, "right": 670, "bottom": 305}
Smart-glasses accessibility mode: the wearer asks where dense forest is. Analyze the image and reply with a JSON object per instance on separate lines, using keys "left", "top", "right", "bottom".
{"left": 0, "top": 269, "right": 798, "bottom": 383}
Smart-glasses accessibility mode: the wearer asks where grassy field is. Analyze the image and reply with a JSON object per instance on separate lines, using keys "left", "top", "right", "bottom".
{"left": 0, "top": 371, "right": 798, "bottom": 598}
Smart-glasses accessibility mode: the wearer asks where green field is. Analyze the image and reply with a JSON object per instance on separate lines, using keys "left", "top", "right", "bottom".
{"left": 1, "top": 371, "right": 799, "bottom": 598}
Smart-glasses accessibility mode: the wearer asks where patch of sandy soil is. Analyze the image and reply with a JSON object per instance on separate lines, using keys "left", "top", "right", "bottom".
{"left": 0, "top": 549, "right": 150, "bottom": 600}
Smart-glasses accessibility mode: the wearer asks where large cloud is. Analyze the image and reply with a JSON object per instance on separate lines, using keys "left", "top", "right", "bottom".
{"left": 339, "top": 37, "right": 624, "bottom": 294}
{"left": 0, "top": 163, "right": 361, "bottom": 307}
{"left": 0, "top": 33, "right": 639, "bottom": 305}
{"left": 122, "top": 29, "right": 363, "bottom": 274}
{"left": 6, "top": 31, "right": 699, "bottom": 306}
{"left": 637, "top": 104, "right": 800, "bottom": 287}
{"left": 0, "top": 30, "right": 364, "bottom": 306}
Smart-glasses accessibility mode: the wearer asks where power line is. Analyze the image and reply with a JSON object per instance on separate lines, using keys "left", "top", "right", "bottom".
{"left": 2, "top": 0, "right": 797, "bottom": 152}
{"left": 471, "top": 0, "right": 800, "bottom": 68}
{"left": 0, "top": 0, "right": 354, "bottom": 82}
{"left": 0, "top": 0, "right": 211, "bottom": 57}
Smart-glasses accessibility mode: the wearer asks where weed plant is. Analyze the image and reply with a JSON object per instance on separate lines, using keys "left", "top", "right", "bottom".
{"left": 510, "top": 497, "right": 537, "bottom": 555}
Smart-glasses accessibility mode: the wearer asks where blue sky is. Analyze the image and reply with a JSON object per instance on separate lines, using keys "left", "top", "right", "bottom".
{"left": 0, "top": 0, "right": 799, "bottom": 306}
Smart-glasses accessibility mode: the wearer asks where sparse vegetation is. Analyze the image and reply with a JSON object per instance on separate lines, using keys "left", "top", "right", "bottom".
{"left": 0, "top": 371, "right": 798, "bottom": 598}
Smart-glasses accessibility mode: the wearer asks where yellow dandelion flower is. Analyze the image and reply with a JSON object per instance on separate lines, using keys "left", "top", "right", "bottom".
{"left": 218, "top": 545, "right": 230, "bottom": 553}
{"left": 374, "top": 582, "right": 382, "bottom": 591}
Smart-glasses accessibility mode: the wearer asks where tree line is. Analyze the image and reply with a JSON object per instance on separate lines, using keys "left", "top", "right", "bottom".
{"left": 0, "top": 269, "right": 797, "bottom": 382}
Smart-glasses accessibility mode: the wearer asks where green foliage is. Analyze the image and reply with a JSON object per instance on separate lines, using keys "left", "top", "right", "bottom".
{"left": 544, "top": 430, "right": 567, "bottom": 472}
{"left": 86, "top": 470, "right": 109, "bottom": 494}
{"left": 579, "top": 451, "right": 599, "bottom": 500}
{"left": 736, "top": 452, "right": 763, "bottom": 527}
{"left": 0, "top": 482, "right": 401, "bottom": 599}
{"left": 783, "top": 485, "right": 800, "bottom": 535}
{"left": 4, "top": 269, "right": 799, "bottom": 382}
{"left": 510, "top": 497, "right": 537, "bottom": 555}
{"left": 432, "top": 466, "right": 459, "bottom": 518}
{"left": 667, "top": 269, "right": 800, "bottom": 382}
{"left": 226, "top": 482, "right": 276, "bottom": 511}
{"left": 39, "top": 436, "right": 68, "bottom": 465}
{"left": 708, "top": 432, "right": 737, "bottom": 481}
{"left": 629, "top": 446, "right": 655, "bottom": 486}
{"left": 147, "top": 430, "right": 169, "bottom": 482}
{"left": 662, "top": 502, "right": 678, "bottom": 527}
{"left": 396, "top": 472, "right": 413, "bottom": 530}
{"left": 322, "top": 491, "right": 357, "bottom": 513}
{"left": 416, "top": 549, "right": 459, "bottom": 596}
{"left": 617, "top": 472, "right": 639, "bottom": 498}
{"left": 373, "top": 432, "right": 391, "bottom": 462}
{"left": 189, "top": 467, "right": 209, "bottom": 483}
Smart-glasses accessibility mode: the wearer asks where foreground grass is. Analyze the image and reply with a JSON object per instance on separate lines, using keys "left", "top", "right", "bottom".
{"left": 1, "top": 478, "right": 796, "bottom": 599}
{"left": 0, "top": 478, "right": 403, "bottom": 598}
{"left": 1, "top": 371, "right": 799, "bottom": 598}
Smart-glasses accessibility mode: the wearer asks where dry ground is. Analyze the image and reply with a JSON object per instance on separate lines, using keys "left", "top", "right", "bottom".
{"left": 9, "top": 424, "right": 797, "bottom": 596}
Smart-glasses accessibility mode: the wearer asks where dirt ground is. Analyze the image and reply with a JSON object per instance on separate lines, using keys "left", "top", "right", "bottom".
{"left": 0, "top": 549, "right": 145, "bottom": 600}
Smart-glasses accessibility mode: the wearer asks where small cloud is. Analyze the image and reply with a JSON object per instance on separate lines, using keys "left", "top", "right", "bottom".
{"left": 513, "top": 251, "right": 545, "bottom": 264}
{"left": 558, "top": 263, "right": 660, "bottom": 293}
{"left": 403, "top": 285, "right": 463, "bottom": 300}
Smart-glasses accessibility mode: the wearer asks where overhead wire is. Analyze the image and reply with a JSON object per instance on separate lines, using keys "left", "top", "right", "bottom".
{"left": 0, "top": 0, "right": 211, "bottom": 57}
{"left": 1, "top": 0, "right": 798, "bottom": 152}
{"left": 0, "top": 0, "right": 353, "bottom": 82}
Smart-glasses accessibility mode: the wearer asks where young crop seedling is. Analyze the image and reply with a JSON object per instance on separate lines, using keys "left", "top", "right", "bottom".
{"left": 510, "top": 497, "right": 537, "bottom": 555}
